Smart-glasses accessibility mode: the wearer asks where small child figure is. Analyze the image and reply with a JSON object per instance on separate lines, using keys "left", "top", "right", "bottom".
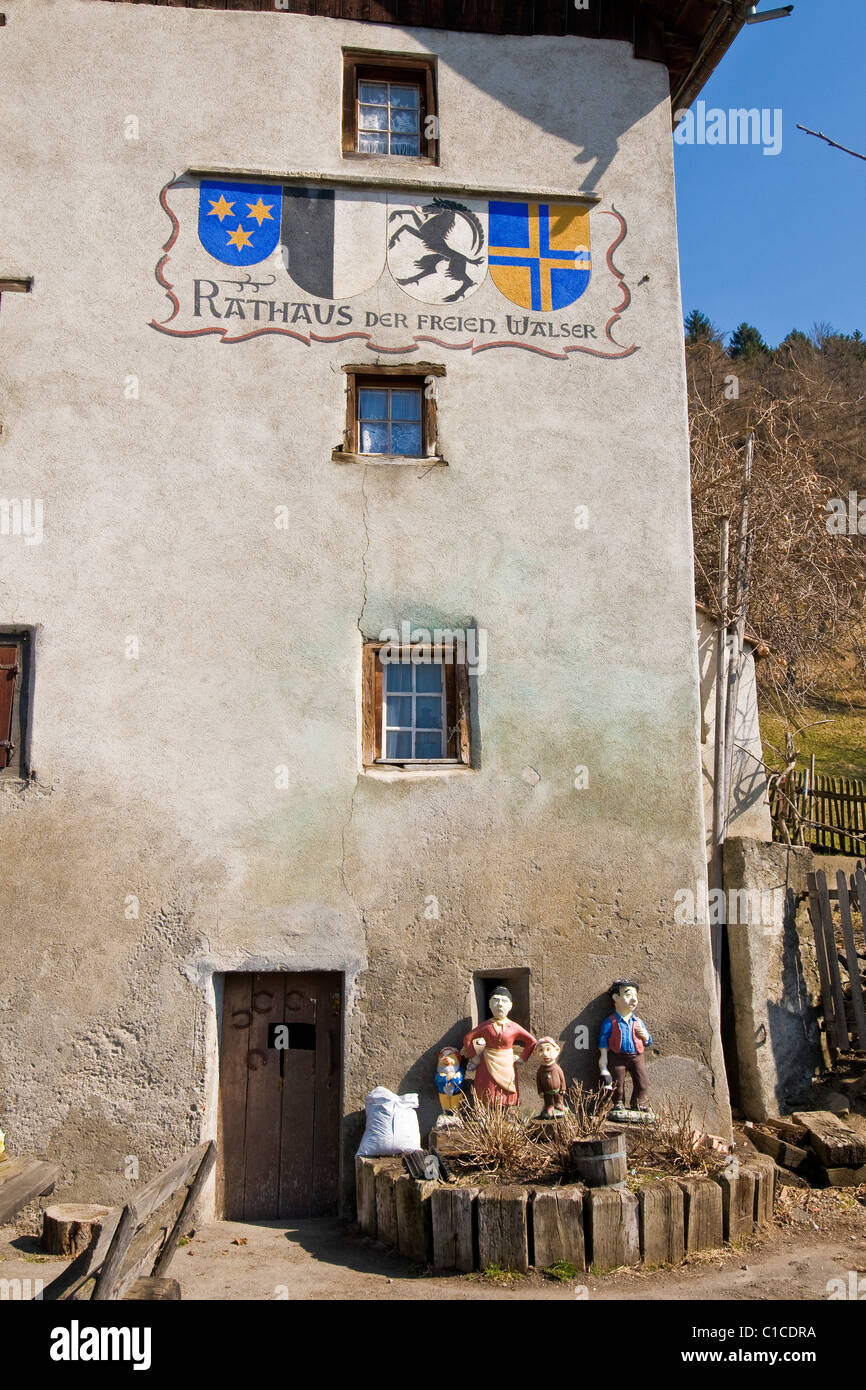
{"left": 535, "top": 1036, "right": 568, "bottom": 1117}
{"left": 434, "top": 1047, "right": 465, "bottom": 1128}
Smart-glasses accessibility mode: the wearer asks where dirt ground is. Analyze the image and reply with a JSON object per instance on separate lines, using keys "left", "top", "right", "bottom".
{"left": 3, "top": 1184, "right": 864, "bottom": 1301}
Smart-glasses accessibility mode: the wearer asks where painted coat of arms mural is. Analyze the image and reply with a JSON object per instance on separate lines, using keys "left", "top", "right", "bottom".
{"left": 152, "top": 174, "right": 636, "bottom": 359}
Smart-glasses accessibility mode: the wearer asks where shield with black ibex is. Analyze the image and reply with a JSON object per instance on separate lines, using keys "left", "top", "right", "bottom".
{"left": 387, "top": 195, "right": 488, "bottom": 304}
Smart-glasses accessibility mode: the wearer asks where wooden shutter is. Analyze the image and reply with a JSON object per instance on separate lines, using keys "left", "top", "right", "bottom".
{"left": 423, "top": 379, "right": 437, "bottom": 457}
{"left": 455, "top": 659, "right": 471, "bottom": 766}
{"left": 444, "top": 658, "right": 457, "bottom": 758}
{"left": 424, "top": 63, "right": 437, "bottom": 161}
{"left": 0, "top": 643, "right": 19, "bottom": 771}
{"left": 361, "top": 643, "right": 383, "bottom": 766}
{"left": 345, "top": 372, "right": 358, "bottom": 452}
{"left": 341, "top": 56, "right": 357, "bottom": 154}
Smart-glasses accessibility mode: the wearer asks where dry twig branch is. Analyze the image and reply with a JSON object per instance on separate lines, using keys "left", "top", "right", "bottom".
{"left": 796, "top": 124, "right": 866, "bottom": 163}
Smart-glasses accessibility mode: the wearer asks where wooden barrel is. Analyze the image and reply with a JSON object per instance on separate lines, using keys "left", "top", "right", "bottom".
{"left": 568, "top": 1129, "right": 627, "bottom": 1187}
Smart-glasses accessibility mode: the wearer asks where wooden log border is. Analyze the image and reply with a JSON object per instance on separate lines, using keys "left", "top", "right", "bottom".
{"left": 355, "top": 1157, "right": 777, "bottom": 1272}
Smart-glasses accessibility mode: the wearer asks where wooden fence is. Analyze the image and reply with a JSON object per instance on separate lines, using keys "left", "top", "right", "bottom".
{"left": 806, "top": 867, "right": 866, "bottom": 1054}
{"left": 770, "top": 768, "right": 866, "bottom": 855}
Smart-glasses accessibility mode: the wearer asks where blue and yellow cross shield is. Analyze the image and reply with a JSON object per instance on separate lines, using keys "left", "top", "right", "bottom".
{"left": 198, "top": 179, "right": 282, "bottom": 267}
{"left": 488, "top": 201, "right": 591, "bottom": 311}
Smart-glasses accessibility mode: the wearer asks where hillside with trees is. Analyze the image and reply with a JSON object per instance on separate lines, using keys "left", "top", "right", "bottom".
{"left": 686, "top": 313, "right": 866, "bottom": 777}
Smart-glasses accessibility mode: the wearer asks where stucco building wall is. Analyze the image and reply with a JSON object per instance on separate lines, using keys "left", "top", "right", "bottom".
{"left": 0, "top": 0, "right": 729, "bottom": 1211}
{"left": 697, "top": 609, "right": 773, "bottom": 855}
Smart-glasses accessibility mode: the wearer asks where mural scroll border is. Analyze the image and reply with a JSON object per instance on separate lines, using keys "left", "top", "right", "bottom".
{"left": 149, "top": 178, "right": 639, "bottom": 362}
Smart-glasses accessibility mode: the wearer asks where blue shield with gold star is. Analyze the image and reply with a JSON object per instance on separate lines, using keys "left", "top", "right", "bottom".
{"left": 198, "top": 179, "right": 283, "bottom": 266}
{"left": 488, "top": 201, "right": 591, "bottom": 311}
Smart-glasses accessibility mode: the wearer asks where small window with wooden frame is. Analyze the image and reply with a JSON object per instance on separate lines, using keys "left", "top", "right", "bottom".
{"left": 362, "top": 641, "right": 472, "bottom": 770}
{"left": 333, "top": 364, "right": 445, "bottom": 466}
{"left": 342, "top": 52, "right": 437, "bottom": 163}
{"left": 0, "top": 629, "right": 33, "bottom": 780}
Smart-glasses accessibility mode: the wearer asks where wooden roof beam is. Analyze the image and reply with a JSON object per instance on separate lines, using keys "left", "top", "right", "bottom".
{"left": 669, "top": 0, "right": 749, "bottom": 116}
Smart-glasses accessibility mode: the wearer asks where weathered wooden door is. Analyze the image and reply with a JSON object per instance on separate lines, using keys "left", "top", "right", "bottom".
{"left": 218, "top": 972, "right": 342, "bottom": 1220}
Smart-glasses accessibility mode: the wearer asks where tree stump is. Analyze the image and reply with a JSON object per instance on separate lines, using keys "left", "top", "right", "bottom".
{"left": 638, "top": 1179, "right": 684, "bottom": 1266}
{"left": 750, "top": 1153, "right": 776, "bottom": 1224}
{"left": 374, "top": 1168, "right": 399, "bottom": 1248}
{"left": 718, "top": 1167, "right": 756, "bottom": 1243}
{"left": 355, "top": 1156, "right": 393, "bottom": 1238}
{"left": 586, "top": 1187, "right": 639, "bottom": 1272}
{"left": 41, "top": 1204, "right": 111, "bottom": 1257}
{"left": 431, "top": 1185, "right": 478, "bottom": 1271}
{"left": 532, "top": 1187, "right": 585, "bottom": 1271}
{"left": 477, "top": 1187, "right": 529, "bottom": 1273}
{"left": 677, "top": 1178, "right": 723, "bottom": 1253}
{"left": 394, "top": 1176, "right": 435, "bottom": 1265}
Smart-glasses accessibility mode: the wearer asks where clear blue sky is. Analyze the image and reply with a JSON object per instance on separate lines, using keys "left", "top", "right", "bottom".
{"left": 674, "top": 0, "right": 866, "bottom": 348}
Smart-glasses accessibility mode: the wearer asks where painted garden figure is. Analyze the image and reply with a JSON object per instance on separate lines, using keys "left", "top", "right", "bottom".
{"left": 462, "top": 986, "right": 536, "bottom": 1106}
{"left": 535, "top": 1036, "right": 568, "bottom": 1117}
{"left": 598, "top": 979, "right": 654, "bottom": 1119}
{"left": 433, "top": 1046, "right": 465, "bottom": 1128}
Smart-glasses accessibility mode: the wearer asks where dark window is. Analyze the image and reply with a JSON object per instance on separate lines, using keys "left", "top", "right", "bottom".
{"left": 0, "top": 630, "right": 32, "bottom": 778}
{"left": 268, "top": 1022, "right": 316, "bottom": 1051}
{"left": 473, "top": 969, "right": 532, "bottom": 1033}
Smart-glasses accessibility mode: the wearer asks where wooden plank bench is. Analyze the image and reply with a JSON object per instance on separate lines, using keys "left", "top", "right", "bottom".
{"left": 0, "top": 1157, "right": 60, "bottom": 1226}
{"left": 42, "top": 1141, "right": 215, "bottom": 1302}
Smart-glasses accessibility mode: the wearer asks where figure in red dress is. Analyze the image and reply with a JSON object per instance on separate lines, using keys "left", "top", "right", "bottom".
{"left": 462, "top": 985, "right": 537, "bottom": 1106}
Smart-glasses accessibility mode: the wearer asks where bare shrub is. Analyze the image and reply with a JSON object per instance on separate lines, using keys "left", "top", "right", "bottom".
{"left": 625, "top": 1095, "right": 726, "bottom": 1177}
{"left": 449, "top": 1100, "right": 555, "bottom": 1184}
{"left": 448, "top": 1090, "right": 729, "bottom": 1187}
{"left": 543, "top": 1082, "right": 615, "bottom": 1175}
{"left": 564, "top": 1080, "right": 616, "bottom": 1139}
{"left": 448, "top": 1085, "right": 616, "bottom": 1185}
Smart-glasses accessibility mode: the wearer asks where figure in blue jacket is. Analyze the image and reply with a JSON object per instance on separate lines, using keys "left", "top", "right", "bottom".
{"left": 598, "top": 980, "right": 653, "bottom": 1111}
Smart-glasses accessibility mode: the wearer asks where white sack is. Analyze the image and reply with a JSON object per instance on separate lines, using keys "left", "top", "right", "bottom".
{"left": 356, "top": 1086, "right": 421, "bottom": 1157}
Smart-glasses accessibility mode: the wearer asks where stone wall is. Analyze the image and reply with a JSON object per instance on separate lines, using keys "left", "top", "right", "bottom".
{"left": 724, "top": 837, "right": 823, "bottom": 1120}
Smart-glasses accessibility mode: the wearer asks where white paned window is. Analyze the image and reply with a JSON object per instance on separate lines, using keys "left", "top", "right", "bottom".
{"left": 357, "top": 385, "right": 423, "bottom": 457}
{"left": 382, "top": 658, "right": 446, "bottom": 761}
{"left": 357, "top": 80, "right": 421, "bottom": 157}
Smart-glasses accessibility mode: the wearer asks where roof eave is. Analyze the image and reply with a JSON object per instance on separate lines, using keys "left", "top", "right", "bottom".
{"left": 670, "top": 1, "right": 748, "bottom": 116}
